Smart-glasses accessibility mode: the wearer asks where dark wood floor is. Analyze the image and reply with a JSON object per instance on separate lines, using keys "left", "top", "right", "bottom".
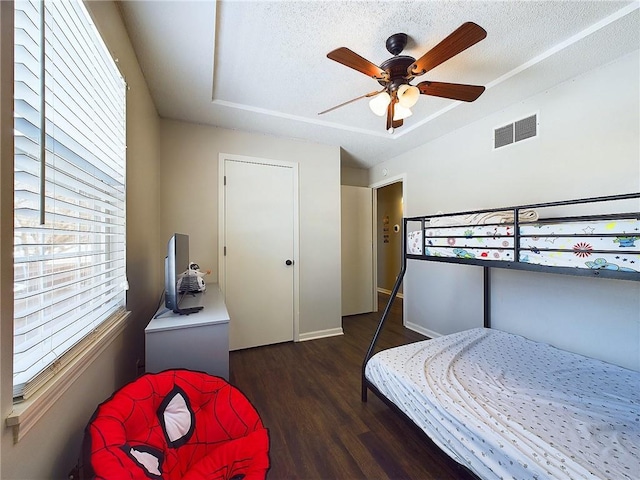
{"left": 229, "top": 294, "right": 476, "bottom": 479}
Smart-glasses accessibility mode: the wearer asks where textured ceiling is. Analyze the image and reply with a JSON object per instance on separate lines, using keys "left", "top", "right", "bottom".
{"left": 118, "top": 1, "right": 639, "bottom": 169}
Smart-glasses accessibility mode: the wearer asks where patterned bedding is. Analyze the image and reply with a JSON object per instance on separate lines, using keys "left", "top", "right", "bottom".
{"left": 406, "top": 217, "right": 640, "bottom": 273}
{"left": 365, "top": 328, "right": 640, "bottom": 480}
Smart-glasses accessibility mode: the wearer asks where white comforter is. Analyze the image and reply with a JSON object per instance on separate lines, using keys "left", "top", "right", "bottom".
{"left": 365, "top": 328, "right": 640, "bottom": 480}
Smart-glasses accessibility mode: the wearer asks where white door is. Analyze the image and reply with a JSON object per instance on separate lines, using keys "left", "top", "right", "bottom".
{"left": 222, "top": 158, "right": 296, "bottom": 350}
{"left": 341, "top": 185, "right": 375, "bottom": 316}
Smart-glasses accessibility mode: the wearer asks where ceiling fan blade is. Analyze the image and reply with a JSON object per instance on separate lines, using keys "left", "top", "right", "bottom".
{"left": 318, "top": 89, "right": 385, "bottom": 115}
{"left": 409, "top": 22, "right": 487, "bottom": 76}
{"left": 416, "top": 81, "right": 485, "bottom": 102}
{"left": 327, "top": 47, "right": 388, "bottom": 80}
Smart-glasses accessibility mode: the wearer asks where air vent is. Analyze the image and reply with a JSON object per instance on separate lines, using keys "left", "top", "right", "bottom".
{"left": 494, "top": 124, "right": 514, "bottom": 149}
{"left": 515, "top": 114, "right": 537, "bottom": 142}
{"left": 494, "top": 113, "right": 538, "bottom": 149}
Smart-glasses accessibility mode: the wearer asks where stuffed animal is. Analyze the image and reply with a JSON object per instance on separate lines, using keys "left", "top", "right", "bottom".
{"left": 178, "top": 263, "right": 211, "bottom": 293}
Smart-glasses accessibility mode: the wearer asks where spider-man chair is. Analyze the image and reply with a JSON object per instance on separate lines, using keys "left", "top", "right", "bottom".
{"left": 81, "top": 369, "right": 269, "bottom": 480}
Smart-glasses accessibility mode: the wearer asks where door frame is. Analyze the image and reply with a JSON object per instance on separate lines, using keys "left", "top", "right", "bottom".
{"left": 369, "top": 173, "right": 406, "bottom": 316}
{"left": 218, "top": 153, "right": 300, "bottom": 342}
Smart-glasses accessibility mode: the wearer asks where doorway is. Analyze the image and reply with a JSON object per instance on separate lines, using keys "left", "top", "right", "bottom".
{"left": 219, "top": 155, "right": 299, "bottom": 350}
{"left": 376, "top": 181, "right": 404, "bottom": 297}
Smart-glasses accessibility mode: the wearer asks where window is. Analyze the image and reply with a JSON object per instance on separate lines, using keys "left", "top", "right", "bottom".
{"left": 13, "top": 0, "right": 126, "bottom": 399}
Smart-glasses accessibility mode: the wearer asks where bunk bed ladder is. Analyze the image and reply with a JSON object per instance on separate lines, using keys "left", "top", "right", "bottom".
{"left": 362, "top": 218, "right": 411, "bottom": 402}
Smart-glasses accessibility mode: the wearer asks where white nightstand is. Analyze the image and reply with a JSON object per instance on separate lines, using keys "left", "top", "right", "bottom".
{"left": 145, "top": 284, "right": 229, "bottom": 379}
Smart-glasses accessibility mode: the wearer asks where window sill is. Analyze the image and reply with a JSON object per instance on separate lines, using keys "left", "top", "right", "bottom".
{"left": 5, "top": 310, "right": 130, "bottom": 444}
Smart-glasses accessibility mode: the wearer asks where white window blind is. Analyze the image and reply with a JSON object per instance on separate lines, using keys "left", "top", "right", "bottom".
{"left": 13, "top": 0, "right": 126, "bottom": 398}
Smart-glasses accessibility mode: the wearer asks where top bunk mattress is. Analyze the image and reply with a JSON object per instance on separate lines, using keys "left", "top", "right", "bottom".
{"left": 365, "top": 328, "right": 640, "bottom": 480}
{"left": 406, "top": 215, "right": 640, "bottom": 274}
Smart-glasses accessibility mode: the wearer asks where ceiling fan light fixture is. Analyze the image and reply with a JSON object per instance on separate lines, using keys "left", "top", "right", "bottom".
{"left": 369, "top": 91, "right": 391, "bottom": 116}
{"left": 393, "top": 104, "right": 413, "bottom": 121}
{"left": 397, "top": 84, "right": 420, "bottom": 108}
{"left": 323, "top": 22, "right": 487, "bottom": 131}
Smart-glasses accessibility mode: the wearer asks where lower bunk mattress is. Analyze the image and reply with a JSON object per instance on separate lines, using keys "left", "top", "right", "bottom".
{"left": 365, "top": 328, "right": 640, "bottom": 480}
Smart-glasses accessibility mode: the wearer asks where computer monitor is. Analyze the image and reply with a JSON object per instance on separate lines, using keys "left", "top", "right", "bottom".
{"left": 163, "top": 233, "right": 202, "bottom": 315}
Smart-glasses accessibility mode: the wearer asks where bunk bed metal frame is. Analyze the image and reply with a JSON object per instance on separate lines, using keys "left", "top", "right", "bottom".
{"left": 361, "top": 192, "right": 640, "bottom": 477}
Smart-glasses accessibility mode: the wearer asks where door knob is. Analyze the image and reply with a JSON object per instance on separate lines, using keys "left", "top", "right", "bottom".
{"left": 285, "top": 259, "right": 294, "bottom": 266}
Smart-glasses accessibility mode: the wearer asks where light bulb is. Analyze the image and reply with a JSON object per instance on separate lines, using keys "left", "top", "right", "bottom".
{"left": 397, "top": 84, "right": 420, "bottom": 108}
{"left": 369, "top": 92, "right": 391, "bottom": 116}
{"left": 393, "top": 104, "right": 413, "bottom": 121}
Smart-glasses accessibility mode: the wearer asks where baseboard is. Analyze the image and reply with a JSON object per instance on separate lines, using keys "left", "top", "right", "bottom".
{"left": 404, "top": 321, "right": 442, "bottom": 340}
{"left": 298, "top": 327, "right": 344, "bottom": 342}
{"left": 377, "top": 287, "right": 404, "bottom": 299}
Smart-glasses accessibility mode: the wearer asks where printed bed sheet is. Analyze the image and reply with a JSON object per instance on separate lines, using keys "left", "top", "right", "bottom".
{"left": 406, "top": 216, "right": 640, "bottom": 273}
{"left": 365, "top": 328, "right": 640, "bottom": 480}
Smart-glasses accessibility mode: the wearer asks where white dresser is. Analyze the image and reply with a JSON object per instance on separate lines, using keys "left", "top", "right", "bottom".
{"left": 145, "top": 284, "right": 229, "bottom": 379}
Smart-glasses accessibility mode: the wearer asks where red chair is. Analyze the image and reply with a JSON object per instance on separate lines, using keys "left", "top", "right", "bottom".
{"left": 82, "top": 370, "right": 269, "bottom": 479}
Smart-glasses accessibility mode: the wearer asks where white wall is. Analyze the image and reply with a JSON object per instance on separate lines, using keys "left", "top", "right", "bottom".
{"left": 159, "top": 120, "right": 342, "bottom": 337}
{"left": 369, "top": 51, "right": 640, "bottom": 370}
{"left": 492, "top": 270, "right": 640, "bottom": 370}
{"left": 1, "top": 2, "right": 162, "bottom": 478}
{"left": 341, "top": 166, "right": 368, "bottom": 187}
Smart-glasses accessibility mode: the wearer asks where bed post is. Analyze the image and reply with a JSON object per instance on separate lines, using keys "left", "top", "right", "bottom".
{"left": 483, "top": 266, "right": 490, "bottom": 328}
{"left": 362, "top": 218, "right": 409, "bottom": 402}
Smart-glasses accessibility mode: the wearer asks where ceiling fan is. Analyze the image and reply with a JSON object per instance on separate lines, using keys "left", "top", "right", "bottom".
{"left": 320, "top": 22, "right": 487, "bottom": 132}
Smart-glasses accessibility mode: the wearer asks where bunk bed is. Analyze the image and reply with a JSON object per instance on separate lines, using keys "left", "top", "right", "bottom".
{"left": 362, "top": 193, "right": 640, "bottom": 480}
